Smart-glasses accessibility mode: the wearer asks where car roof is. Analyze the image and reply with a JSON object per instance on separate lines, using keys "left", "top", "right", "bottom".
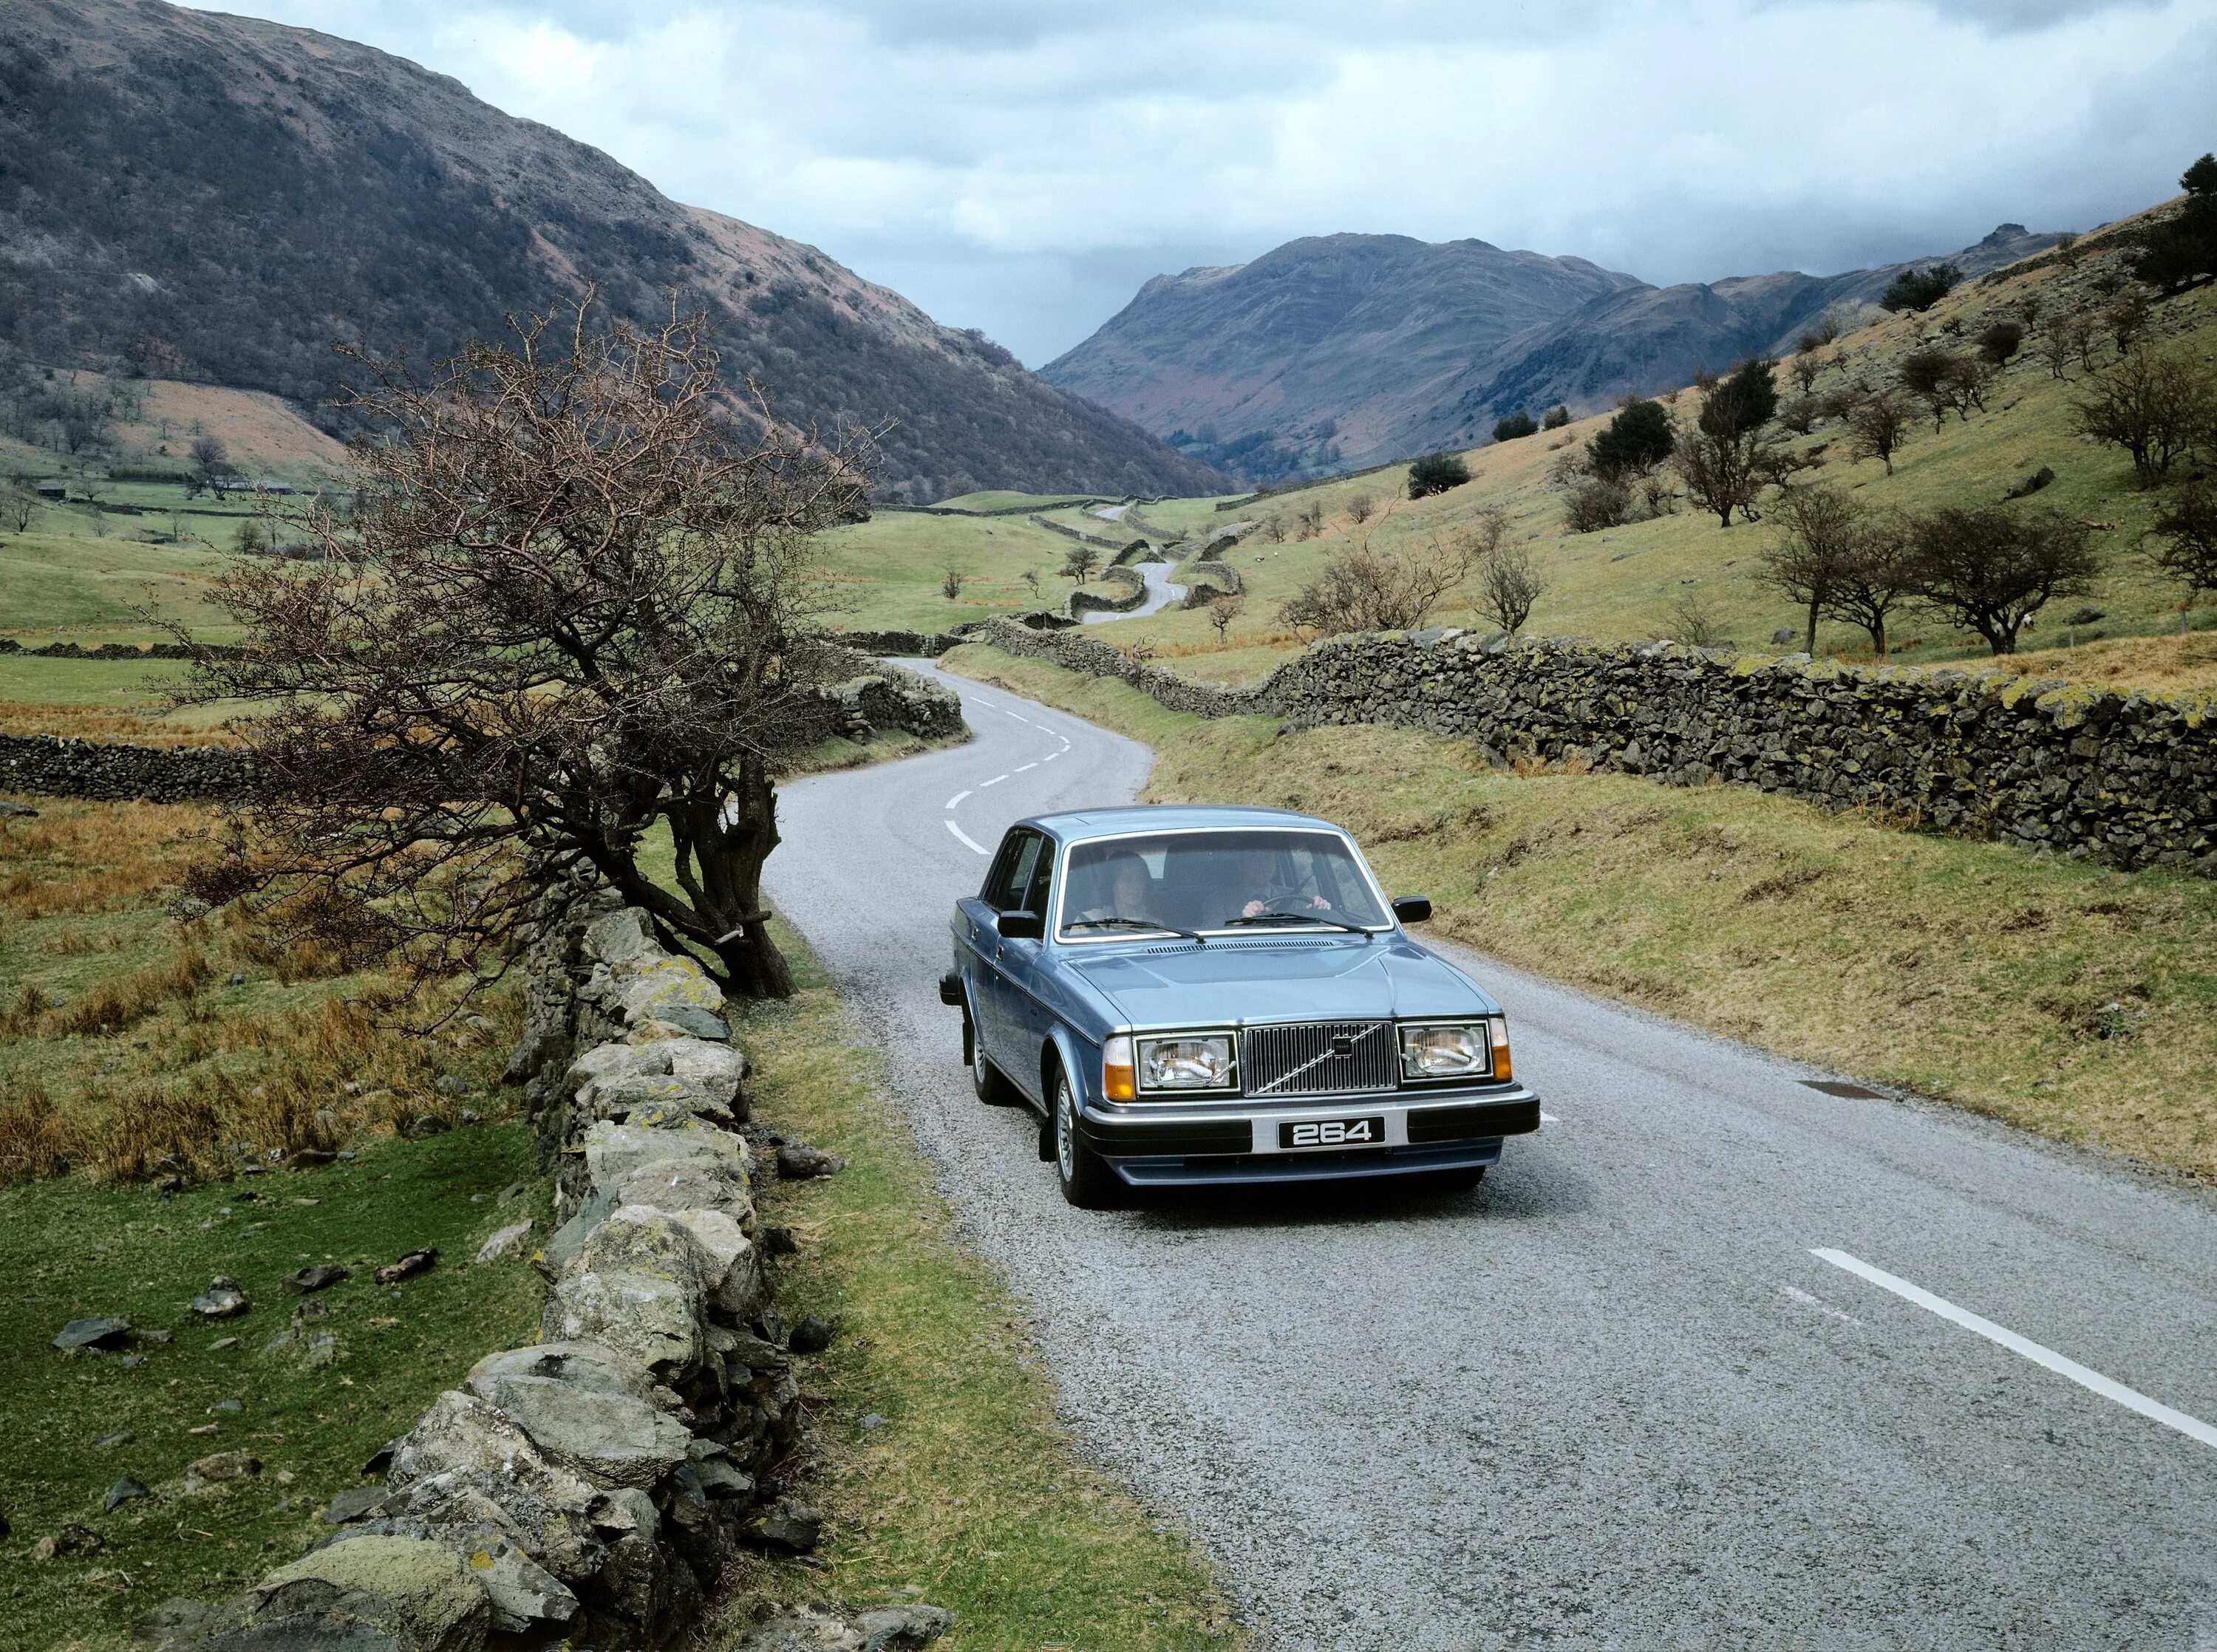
{"left": 1022, "top": 803, "right": 1347, "bottom": 841}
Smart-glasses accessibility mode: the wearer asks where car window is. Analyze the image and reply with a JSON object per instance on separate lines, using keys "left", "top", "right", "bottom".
{"left": 984, "top": 830, "right": 1045, "bottom": 911}
{"left": 1058, "top": 829, "right": 1389, "bottom": 935}
{"left": 1021, "top": 838, "right": 1055, "bottom": 917}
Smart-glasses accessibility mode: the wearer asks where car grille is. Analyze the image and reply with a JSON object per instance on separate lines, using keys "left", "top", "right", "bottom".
{"left": 1242, "top": 1020, "right": 1397, "bottom": 1098}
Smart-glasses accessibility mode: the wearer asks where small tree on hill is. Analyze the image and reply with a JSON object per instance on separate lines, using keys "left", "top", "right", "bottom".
{"left": 1, "top": 484, "right": 35, "bottom": 534}
{"left": 1491, "top": 412, "right": 1539, "bottom": 443}
{"left": 1346, "top": 491, "right": 1375, "bottom": 525}
{"left": 1673, "top": 358, "right": 1790, "bottom": 527}
{"left": 1474, "top": 531, "right": 1547, "bottom": 636}
{"left": 1207, "top": 594, "right": 1246, "bottom": 644}
{"left": 1407, "top": 451, "right": 1471, "bottom": 498}
{"left": 941, "top": 566, "right": 967, "bottom": 600}
{"left": 1542, "top": 405, "right": 1572, "bottom": 430}
{"left": 1845, "top": 390, "right": 1911, "bottom": 474}
{"left": 1879, "top": 263, "right": 1963, "bottom": 313}
{"left": 1587, "top": 398, "right": 1675, "bottom": 481}
{"left": 1278, "top": 527, "right": 1477, "bottom": 635}
{"left": 1905, "top": 505, "right": 2099, "bottom": 654}
{"left": 1758, "top": 486, "right": 1865, "bottom": 654}
{"left": 2128, "top": 153, "right": 2217, "bottom": 293}
{"left": 188, "top": 434, "right": 228, "bottom": 494}
{"left": 2071, "top": 339, "right": 2217, "bottom": 485}
{"left": 1021, "top": 567, "right": 1043, "bottom": 601}
{"left": 1977, "top": 321, "right": 2025, "bottom": 367}
{"left": 1060, "top": 542, "right": 1101, "bottom": 585}
{"left": 2146, "top": 479, "right": 2217, "bottom": 625}
{"left": 169, "top": 298, "right": 879, "bottom": 1002}
{"left": 1827, "top": 511, "right": 1918, "bottom": 659}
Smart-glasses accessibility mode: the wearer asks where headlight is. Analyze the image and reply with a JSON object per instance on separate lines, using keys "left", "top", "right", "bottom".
{"left": 1138, "top": 1034, "right": 1237, "bottom": 1091}
{"left": 1400, "top": 1022, "right": 1494, "bottom": 1080}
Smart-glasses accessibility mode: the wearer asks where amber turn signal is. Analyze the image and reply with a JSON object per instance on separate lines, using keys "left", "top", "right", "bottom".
{"left": 1490, "top": 1017, "right": 1513, "bottom": 1082}
{"left": 1103, "top": 1034, "right": 1136, "bottom": 1101}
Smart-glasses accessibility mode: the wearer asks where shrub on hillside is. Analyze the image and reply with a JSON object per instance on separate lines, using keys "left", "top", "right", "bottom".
{"left": 1564, "top": 477, "right": 1633, "bottom": 533}
{"left": 1587, "top": 398, "right": 1675, "bottom": 481}
{"left": 1880, "top": 263, "right": 1963, "bottom": 313}
{"left": 1491, "top": 412, "right": 1539, "bottom": 443}
{"left": 1407, "top": 451, "right": 1471, "bottom": 497}
{"left": 1978, "top": 320, "right": 2025, "bottom": 367}
{"left": 2071, "top": 339, "right": 2217, "bottom": 486}
{"left": 1542, "top": 405, "right": 1572, "bottom": 430}
{"left": 1673, "top": 358, "right": 1792, "bottom": 528}
{"left": 2128, "top": 153, "right": 2217, "bottom": 293}
{"left": 1904, "top": 505, "right": 2099, "bottom": 655}
{"left": 1278, "top": 530, "right": 1477, "bottom": 635}
{"left": 2147, "top": 479, "right": 2217, "bottom": 617}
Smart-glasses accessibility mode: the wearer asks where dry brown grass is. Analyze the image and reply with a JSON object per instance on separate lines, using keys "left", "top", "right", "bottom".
{"left": 0, "top": 1084, "right": 83, "bottom": 1181}
{"left": 41, "top": 945, "right": 212, "bottom": 1037}
{"left": 0, "top": 700, "right": 242, "bottom": 745}
{"left": 1978, "top": 629, "right": 2217, "bottom": 694}
{"left": 0, "top": 796, "right": 211, "bottom": 918}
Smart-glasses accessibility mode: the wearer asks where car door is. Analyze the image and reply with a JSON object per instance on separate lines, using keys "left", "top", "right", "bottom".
{"left": 964, "top": 828, "right": 1046, "bottom": 1079}
{"left": 995, "top": 833, "right": 1058, "bottom": 1093}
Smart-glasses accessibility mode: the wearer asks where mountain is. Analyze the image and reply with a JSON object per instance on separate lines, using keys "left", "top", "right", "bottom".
{"left": 0, "top": 0, "right": 1226, "bottom": 504}
{"left": 1043, "top": 225, "right": 2063, "bottom": 482}
{"left": 1042, "top": 235, "right": 1644, "bottom": 481}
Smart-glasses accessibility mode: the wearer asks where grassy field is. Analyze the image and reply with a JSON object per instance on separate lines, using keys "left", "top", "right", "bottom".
{"left": 701, "top": 929, "right": 1239, "bottom": 1651}
{"left": 0, "top": 792, "right": 540, "bottom": 1650}
{"left": 944, "top": 644, "right": 2217, "bottom": 1185}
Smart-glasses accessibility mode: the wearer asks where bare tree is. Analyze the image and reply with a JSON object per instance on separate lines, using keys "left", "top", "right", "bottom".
{"left": 169, "top": 298, "right": 879, "bottom": 1003}
{"left": 2037, "top": 313, "right": 2090, "bottom": 380}
{"left": 2146, "top": 479, "right": 2217, "bottom": 627}
{"left": 1663, "top": 589, "right": 1729, "bottom": 648}
{"left": 1757, "top": 486, "right": 1864, "bottom": 654}
{"left": 1672, "top": 358, "right": 1792, "bottom": 528}
{"left": 188, "top": 434, "right": 228, "bottom": 494}
{"left": 1, "top": 484, "right": 35, "bottom": 534}
{"left": 1475, "top": 539, "right": 1547, "bottom": 635}
{"left": 1845, "top": 391, "right": 1912, "bottom": 474}
{"left": 1207, "top": 594, "right": 1246, "bottom": 644}
{"left": 1020, "top": 567, "right": 1043, "bottom": 601}
{"left": 941, "top": 566, "right": 967, "bottom": 601}
{"left": 1278, "top": 528, "right": 1477, "bottom": 635}
{"left": 2071, "top": 340, "right": 2216, "bottom": 486}
{"left": 1295, "top": 501, "right": 1325, "bottom": 539}
{"left": 1825, "top": 511, "right": 1918, "bottom": 659}
{"left": 1346, "top": 492, "right": 1375, "bottom": 525}
{"left": 1905, "top": 506, "right": 2099, "bottom": 655}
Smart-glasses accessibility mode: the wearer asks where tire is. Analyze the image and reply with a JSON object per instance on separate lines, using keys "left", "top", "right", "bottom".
{"left": 1052, "top": 1067, "right": 1121, "bottom": 1209}
{"left": 968, "top": 1009, "right": 1022, "bottom": 1107}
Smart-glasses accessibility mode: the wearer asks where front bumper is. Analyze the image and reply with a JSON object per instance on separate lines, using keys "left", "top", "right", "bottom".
{"left": 1078, "top": 1086, "right": 1540, "bottom": 1187}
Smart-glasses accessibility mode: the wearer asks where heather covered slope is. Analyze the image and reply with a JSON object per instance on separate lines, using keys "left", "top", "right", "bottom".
{"left": 0, "top": 0, "right": 1227, "bottom": 503}
{"left": 1046, "top": 222, "right": 2062, "bottom": 481}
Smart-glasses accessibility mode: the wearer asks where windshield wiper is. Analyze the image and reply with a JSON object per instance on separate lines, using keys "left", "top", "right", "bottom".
{"left": 1222, "top": 910, "right": 1375, "bottom": 938}
{"left": 1063, "top": 915, "right": 1206, "bottom": 943}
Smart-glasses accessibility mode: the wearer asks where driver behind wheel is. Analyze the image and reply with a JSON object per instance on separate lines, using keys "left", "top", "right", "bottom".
{"left": 1233, "top": 845, "right": 1332, "bottom": 920}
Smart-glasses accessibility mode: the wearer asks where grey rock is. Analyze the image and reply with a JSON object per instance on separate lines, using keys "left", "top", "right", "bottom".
{"left": 614, "top": 1158, "right": 755, "bottom": 1226}
{"left": 761, "top": 1224, "right": 798, "bottom": 1256}
{"left": 191, "top": 1281, "right": 250, "bottom": 1319}
{"left": 184, "top": 1450, "right": 261, "bottom": 1491}
{"left": 451, "top": 1536, "right": 578, "bottom": 1634}
{"left": 304, "top": 1331, "right": 341, "bottom": 1368}
{"left": 434, "top": 1074, "right": 469, "bottom": 1096}
{"left": 208, "top": 1336, "right": 240, "bottom": 1353}
{"left": 745, "top": 1498, "right": 823, "bottom": 1553}
{"left": 775, "top": 1144, "right": 846, "bottom": 1180}
{"left": 321, "top": 1486, "right": 392, "bottom": 1525}
{"left": 1771, "top": 626, "right": 1799, "bottom": 645}
{"left": 118, "top": 1352, "right": 149, "bottom": 1368}
{"left": 207, "top": 1535, "right": 491, "bottom": 1652}
{"left": 472, "top": 1220, "right": 534, "bottom": 1266}
{"left": 285, "top": 1263, "right": 350, "bottom": 1294}
{"left": 582, "top": 1118, "right": 752, "bottom": 1191}
{"left": 859, "top": 1413, "right": 886, "bottom": 1431}
{"left": 466, "top": 1371, "right": 692, "bottom": 1488}
{"left": 466, "top": 1341, "right": 655, "bottom": 1402}
{"left": 54, "top": 1315, "right": 132, "bottom": 1351}
{"left": 104, "top": 1474, "right": 153, "bottom": 1511}
{"left": 2068, "top": 604, "right": 2108, "bottom": 626}
{"left": 134, "top": 1597, "right": 213, "bottom": 1650}
{"left": 541, "top": 1190, "right": 619, "bottom": 1277}
{"left": 541, "top": 1214, "right": 712, "bottom": 1377}
{"left": 729, "top": 1602, "right": 953, "bottom": 1652}
{"left": 92, "top": 1428, "right": 135, "bottom": 1448}
{"left": 404, "top": 1114, "right": 452, "bottom": 1139}
{"left": 374, "top": 1249, "right": 437, "bottom": 1286}
{"left": 641, "top": 1005, "right": 731, "bottom": 1041}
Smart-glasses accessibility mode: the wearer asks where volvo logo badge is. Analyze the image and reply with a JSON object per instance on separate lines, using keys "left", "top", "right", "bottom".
{"left": 1329, "top": 1034, "right": 1355, "bottom": 1057}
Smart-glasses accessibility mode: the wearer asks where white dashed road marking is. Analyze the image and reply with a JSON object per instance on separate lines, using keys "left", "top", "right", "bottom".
{"left": 944, "top": 791, "right": 971, "bottom": 810}
{"left": 1015, "top": 762, "right": 1037, "bottom": 772}
{"left": 980, "top": 774, "right": 1008, "bottom": 787}
{"left": 945, "top": 821, "right": 990, "bottom": 856}
{"left": 1812, "top": 1249, "right": 2217, "bottom": 1452}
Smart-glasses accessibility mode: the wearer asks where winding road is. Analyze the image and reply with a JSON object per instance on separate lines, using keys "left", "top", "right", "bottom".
{"left": 1082, "top": 558, "right": 1185, "bottom": 624}
{"left": 763, "top": 664, "right": 2217, "bottom": 1651}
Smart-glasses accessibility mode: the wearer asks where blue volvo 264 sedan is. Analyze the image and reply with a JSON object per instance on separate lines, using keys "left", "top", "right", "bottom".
{"left": 940, "top": 803, "right": 1542, "bottom": 1206}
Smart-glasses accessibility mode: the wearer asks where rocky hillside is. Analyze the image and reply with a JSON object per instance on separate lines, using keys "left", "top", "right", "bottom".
{"left": 0, "top": 0, "right": 1226, "bottom": 504}
{"left": 1045, "top": 225, "right": 2060, "bottom": 482}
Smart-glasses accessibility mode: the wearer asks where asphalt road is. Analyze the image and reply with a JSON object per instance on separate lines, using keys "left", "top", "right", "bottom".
{"left": 763, "top": 664, "right": 2217, "bottom": 1651}
{"left": 1083, "top": 559, "right": 1185, "bottom": 624}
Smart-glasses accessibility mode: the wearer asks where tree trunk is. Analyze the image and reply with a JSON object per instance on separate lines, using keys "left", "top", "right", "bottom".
{"left": 1869, "top": 617, "right": 1887, "bottom": 660}
{"left": 697, "top": 756, "right": 793, "bottom": 1000}
{"left": 1804, "top": 601, "right": 1819, "bottom": 655}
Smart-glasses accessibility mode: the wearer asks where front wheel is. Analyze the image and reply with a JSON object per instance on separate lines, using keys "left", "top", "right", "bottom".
{"left": 1052, "top": 1068, "right": 1120, "bottom": 1209}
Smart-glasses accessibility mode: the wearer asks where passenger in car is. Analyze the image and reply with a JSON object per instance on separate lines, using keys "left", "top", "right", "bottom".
{"left": 1072, "top": 850, "right": 1153, "bottom": 924}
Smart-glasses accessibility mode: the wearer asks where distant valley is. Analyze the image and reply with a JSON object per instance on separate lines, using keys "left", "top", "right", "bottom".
{"left": 1043, "top": 224, "right": 2060, "bottom": 481}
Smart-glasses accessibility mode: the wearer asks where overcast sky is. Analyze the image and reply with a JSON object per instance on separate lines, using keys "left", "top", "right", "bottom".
{"left": 200, "top": 0, "right": 2216, "bottom": 366}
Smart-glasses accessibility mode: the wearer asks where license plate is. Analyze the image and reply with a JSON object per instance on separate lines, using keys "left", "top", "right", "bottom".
{"left": 1278, "top": 1116, "right": 1385, "bottom": 1150}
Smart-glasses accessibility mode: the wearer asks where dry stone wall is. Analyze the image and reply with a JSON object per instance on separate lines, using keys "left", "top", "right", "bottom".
{"left": 2, "top": 661, "right": 961, "bottom": 805}
{"left": 958, "top": 617, "right": 2217, "bottom": 876}
{"left": 149, "top": 880, "right": 948, "bottom": 1651}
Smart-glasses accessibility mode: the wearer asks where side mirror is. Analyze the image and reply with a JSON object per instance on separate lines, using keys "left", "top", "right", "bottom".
{"left": 1392, "top": 895, "right": 1433, "bottom": 924}
{"left": 996, "top": 909, "right": 1045, "bottom": 941}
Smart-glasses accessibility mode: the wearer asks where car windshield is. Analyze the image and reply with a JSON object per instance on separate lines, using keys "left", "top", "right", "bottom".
{"left": 1058, "top": 829, "right": 1390, "bottom": 939}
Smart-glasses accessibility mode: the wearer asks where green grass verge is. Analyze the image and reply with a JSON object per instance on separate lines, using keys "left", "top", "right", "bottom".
{"left": 704, "top": 929, "right": 1239, "bottom": 1651}
{"left": 941, "top": 644, "right": 2217, "bottom": 1184}
{"left": 0, "top": 1126, "right": 548, "bottom": 1651}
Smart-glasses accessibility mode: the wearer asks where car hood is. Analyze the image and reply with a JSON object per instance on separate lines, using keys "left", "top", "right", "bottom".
{"left": 1063, "top": 936, "right": 1494, "bottom": 1029}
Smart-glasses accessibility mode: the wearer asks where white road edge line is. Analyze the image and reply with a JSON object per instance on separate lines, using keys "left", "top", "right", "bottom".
{"left": 979, "top": 774, "right": 1008, "bottom": 788}
{"left": 1811, "top": 1248, "right": 2217, "bottom": 1452}
{"left": 944, "top": 820, "right": 990, "bottom": 856}
{"left": 944, "top": 791, "right": 972, "bottom": 810}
